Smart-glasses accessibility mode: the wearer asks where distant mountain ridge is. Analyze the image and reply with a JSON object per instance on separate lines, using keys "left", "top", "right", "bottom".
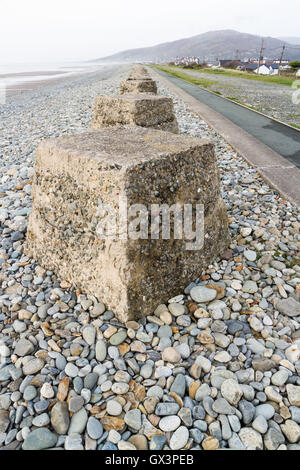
{"left": 96, "top": 30, "right": 300, "bottom": 63}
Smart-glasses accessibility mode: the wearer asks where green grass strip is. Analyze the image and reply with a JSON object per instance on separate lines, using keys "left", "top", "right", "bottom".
{"left": 154, "top": 64, "right": 295, "bottom": 87}
{"left": 153, "top": 65, "right": 218, "bottom": 88}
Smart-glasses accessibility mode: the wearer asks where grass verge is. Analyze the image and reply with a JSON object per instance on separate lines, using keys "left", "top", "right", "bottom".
{"left": 153, "top": 64, "right": 296, "bottom": 87}
{"left": 153, "top": 65, "right": 217, "bottom": 88}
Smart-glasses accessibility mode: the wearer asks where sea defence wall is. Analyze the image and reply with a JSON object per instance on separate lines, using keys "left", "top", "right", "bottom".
{"left": 120, "top": 65, "right": 158, "bottom": 94}
{"left": 90, "top": 94, "right": 178, "bottom": 133}
{"left": 25, "top": 67, "right": 230, "bottom": 323}
{"left": 90, "top": 66, "right": 178, "bottom": 133}
{"left": 120, "top": 78, "right": 158, "bottom": 95}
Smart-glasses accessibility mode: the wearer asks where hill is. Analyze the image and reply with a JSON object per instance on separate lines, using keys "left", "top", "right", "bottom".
{"left": 97, "top": 30, "right": 300, "bottom": 63}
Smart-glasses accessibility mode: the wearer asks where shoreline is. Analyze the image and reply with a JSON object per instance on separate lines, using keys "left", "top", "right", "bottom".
{"left": 3, "top": 73, "right": 70, "bottom": 98}
{"left": 0, "top": 70, "right": 67, "bottom": 79}
{"left": 0, "top": 64, "right": 118, "bottom": 100}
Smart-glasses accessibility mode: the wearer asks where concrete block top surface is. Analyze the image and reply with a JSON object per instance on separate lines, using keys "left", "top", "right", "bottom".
{"left": 120, "top": 78, "right": 158, "bottom": 95}
{"left": 121, "top": 78, "right": 156, "bottom": 86}
{"left": 128, "top": 67, "right": 151, "bottom": 80}
{"left": 90, "top": 94, "right": 178, "bottom": 133}
{"left": 96, "top": 93, "right": 171, "bottom": 104}
{"left": 125, "top": 78, "right": 154, "bottom": 83}
{"left": 38, "top": 125, "right": 211, "bottom": 169}
{"left": 127, "top": 75, "right": 152, "bottom": 81}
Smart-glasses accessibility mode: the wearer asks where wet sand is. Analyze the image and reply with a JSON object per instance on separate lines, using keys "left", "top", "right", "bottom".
{"left": 0, "top": 70, "right": 67, "bottom": 79}
{"left": 0, "top": 65, "right": 107, "bottom": 99}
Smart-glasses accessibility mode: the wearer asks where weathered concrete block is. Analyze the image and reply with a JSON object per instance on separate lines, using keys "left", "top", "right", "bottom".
{"left": 90, "top": 94, "right": 178, "bottom": 133}
{"left": 26, "top": 126, "right": 230, "bottom": 323}
{"left": 120, "top": 78, "right": 157, "bottom": 95}
{"left": 128, "top": 66, "right": 151, "bottom": 80}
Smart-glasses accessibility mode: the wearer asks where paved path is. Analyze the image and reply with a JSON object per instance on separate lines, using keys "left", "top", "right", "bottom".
{"left": 152, "top": 68, "right": 300, "bottom": 209}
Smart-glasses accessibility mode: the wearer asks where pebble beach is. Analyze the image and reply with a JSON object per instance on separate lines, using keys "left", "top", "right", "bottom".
{"left": 0, "top": 65, "right": 300, "bottom": 451}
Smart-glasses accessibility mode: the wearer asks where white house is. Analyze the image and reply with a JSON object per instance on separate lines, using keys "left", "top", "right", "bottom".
{"left": 254, "top": 64, "right": 279, "bottom": 75}
{"left": 296, "top": 69, "right": 300, "bottom": 77}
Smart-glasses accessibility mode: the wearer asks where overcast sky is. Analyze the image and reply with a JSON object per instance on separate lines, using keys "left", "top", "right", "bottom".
{"left": 1, "top": 0, "right": 300, "bottom": 64}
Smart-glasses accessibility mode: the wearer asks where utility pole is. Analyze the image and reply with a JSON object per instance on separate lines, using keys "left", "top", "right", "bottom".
{"left": 257, "top": 39, "right": 265, "bottom": 74}
{"left": 278, "top": 44, "right": 286, "bottom": 76}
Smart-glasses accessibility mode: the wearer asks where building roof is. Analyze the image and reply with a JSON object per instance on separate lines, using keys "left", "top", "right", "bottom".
{"left": 219, "top": 60, "right": 281, "bottom": 71}
{"left": 219, "top": 59, "right": 240, "bottom": 66}
{"left": 265, "top": 63, "right": 279, "bottom": 69}
{"left": 238, "top": 62, "right": 258, "bottom": 70}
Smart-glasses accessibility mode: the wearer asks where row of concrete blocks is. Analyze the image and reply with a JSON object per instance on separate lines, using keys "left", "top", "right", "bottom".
{"left": 26, "top": 66, "right": 230, "bottom": 322}
{"left": 90, "top": 65, "right": 179, "bottom": 134}
{"left": 120, "top": 66, "right": 158, "bottom": 94}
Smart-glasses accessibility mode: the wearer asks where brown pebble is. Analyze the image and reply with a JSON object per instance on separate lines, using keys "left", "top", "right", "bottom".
{"left": 101, "top": 416, "right": 125, "bottom": 432}
{"left": 135, "top": 384, "right": 146, "bottom": 402}
{"left": 118, "top": 343, "right": 130, "bottom": 355}
{"left": 189, "top": 381, "right": 200, "bottom": 399}
{"left": 190, "top": 364, "right": 201, "bottom": 380}
{"left": 186, "top": 301, "right": 198, "bottom": 314}
{"left": 129, "top": 434, "right": 148, "bottom": 450}
{"left": 126, "top": 321, "right": 139, "bottom": 330}
{"left": 144, "top": 397, "right": 160, "bottom": 414}
{"left": 159, "top": 311, "right": 173, "bottom": 325}
{"left": 169, "top": 392, "right": 183, "bottom": 408}
{"left": 57, "top": 377, "right": 70, "bottom": 402}
{"left": 206, "top": 284, "right": 225, "bottom": 299}
{"left": 202, "top": 437, "right": 220, "bottom": 450}
{"left": 148, "top": 414, "right": 160, "bottom": 427}
{"left": 220, "top": 250, "right": 233, "bottom": 261}
{"left": 197, "top": 331, "right": 214, "bottom": 344}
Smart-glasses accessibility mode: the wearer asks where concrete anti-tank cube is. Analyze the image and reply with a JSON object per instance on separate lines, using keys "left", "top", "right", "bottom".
{"left": 90, "top": 94, "right": 179, "bottom": 133}
{"left": 120, "top": 79, "right": 158, "bottom": 95}
{"left": 128, "top": 66, "right": 151, "bottom": 80}
{"left": 26, "top": 126, "right": 230, "bottom": 323}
